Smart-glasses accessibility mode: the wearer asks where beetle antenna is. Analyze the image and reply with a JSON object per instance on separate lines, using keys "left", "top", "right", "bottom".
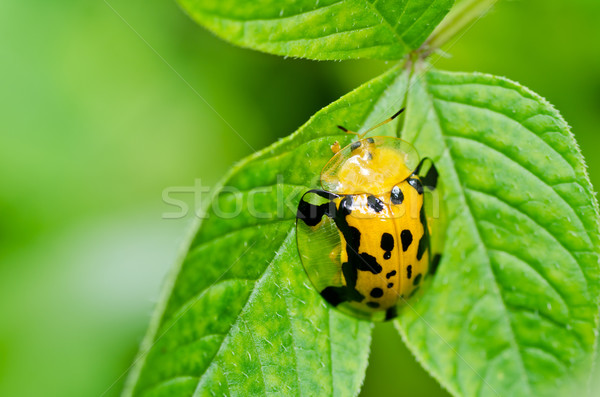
{"left": 337, "top": 125, "right": 359, "bottom": 136}
{"left": 358, "top": 108, "right": 406, "bottom": 138}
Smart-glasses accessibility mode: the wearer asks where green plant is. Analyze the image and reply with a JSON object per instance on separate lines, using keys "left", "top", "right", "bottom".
{"left": 123, "top": 1, "right": 600, "bottom": 396}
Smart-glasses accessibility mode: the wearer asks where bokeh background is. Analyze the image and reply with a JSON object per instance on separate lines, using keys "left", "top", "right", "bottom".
{"left": 1, "top": 0, "right": 599, "bottom": 396}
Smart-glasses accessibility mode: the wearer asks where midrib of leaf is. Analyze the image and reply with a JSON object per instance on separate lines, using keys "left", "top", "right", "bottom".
{"left": 458, "top": 169, "right": 533, "bottom": 396}
{"left": 420, "top": 73, "right": 531, "bottom": 395}
{"left": 326, "top": 309, "right": 336, "bottom": 396}
{"left": 279, "top": 275, "right": 303, "bottom": 395}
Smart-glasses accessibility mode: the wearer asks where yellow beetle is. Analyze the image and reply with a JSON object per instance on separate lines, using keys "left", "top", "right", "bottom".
{"left": 296, "top": 109, "right": 442, "bottom": 321}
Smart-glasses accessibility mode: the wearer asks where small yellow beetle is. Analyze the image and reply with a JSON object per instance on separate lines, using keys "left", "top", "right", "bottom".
{"left": 296, "top": 109, "right": 442, "bottom": 321}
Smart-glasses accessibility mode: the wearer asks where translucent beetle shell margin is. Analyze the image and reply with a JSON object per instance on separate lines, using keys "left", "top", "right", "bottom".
{"left": 296, "top": 136, "right": 443, "bottom": 321}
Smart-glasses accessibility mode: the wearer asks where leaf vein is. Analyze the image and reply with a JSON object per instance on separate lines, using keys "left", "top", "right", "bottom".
{"left": 160, "top": 279, "right": 255, "bottom": 333}
{"left": 241, "top": 316, "right": 268, "bottom": 394}
{"left": 486, "top": 248, "right": 571, "bottom": 316}
{"left": 191, "top": 218, "right": 293, "bottom": 253}
{"left": 464, "top": 184, "right": 591, "bottom": 290}
{"left": 434, "top": 97, "right": 574, "bottom": 176}
{"left": 278, "top": 272, "right": 302, "bottom": 394}
{"left": 142, "top": 375, "right": 199, "bottom": 395}
{"left": 445, "top": 134, "right": 591, "bottom": 248}
{"left": 504, "top": 303, "right": 582, "bottom": 350}
{"left": 196, "top": 0, "right": 347, "bottom": 23}
{"left": 194, "top": 231, "right": 294, "bottom": 391}
{"left": 398, "top": 0, "right": 436, "bottom": 37}
{"left": 267, "top": 24, "right": 387, "bottom": 44}
{"left": 327, "top": 309, "right": 335, "bottom": 396}
{"left": 361, "top": 0, "right": 409, "bottom": 48}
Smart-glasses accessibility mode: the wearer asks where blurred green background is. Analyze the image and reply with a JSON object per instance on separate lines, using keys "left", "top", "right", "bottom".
{"left": 1, "top": 0, "right": 599, "bottom": 396}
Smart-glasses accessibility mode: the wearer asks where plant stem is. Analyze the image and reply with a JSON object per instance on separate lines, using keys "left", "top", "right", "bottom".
{"left": 427, "top": 0, "right": 498, "bottom": 50}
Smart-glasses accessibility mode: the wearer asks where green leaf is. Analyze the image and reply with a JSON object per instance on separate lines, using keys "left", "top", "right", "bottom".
{"left": 177, "top": 0, "right": 454, "bottom": 60}
{"left": 125, "top": 61, "right": 599, "bottom": 396}
{"left": 396, "top": 65, "right": 600, "bottom": 396}
{"left": 124, "top": 66, "right": 413, "bottom": 397}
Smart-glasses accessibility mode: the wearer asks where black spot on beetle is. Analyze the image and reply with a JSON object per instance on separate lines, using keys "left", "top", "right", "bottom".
{"left": 416, "top": 232, "right": 429, "bottom": 261}
{"left": 321, "top": 285, "right": 363, "bottom": 307}
{"left": 391, "top": 185, "right": 404, "bottom": 204}
{"left": 380, "top": 233, "right": 394, "bottom": 251}
{"left": 366, "top": 138, "right": 375, "bottom": 143}
{"left": 413, "top": 273, "right": 422, "bottom": 286}
{"left": 320, "top": 287, "right": 344, "bottom": 306}
{"left": 386, "top": 270, "right": 396, "bottom": 279}
{"left": 381, "top": 233, "right": 394, "bottom": 260}
{"left": 296, "top": 190, "right": 339, "bottom": 226}
{"left": 297, "top": 201, "right": 327, "bottom": 227}
{"left": 367, "top": 301, "right": 380, "bottom": 308}
{"left": 344, "top": 226, "right": 361, "bottom": 257}
{"left": 370, "top": 288, "right": 383, "bottom": 298}
{"left": 401, "top": 230, "right": 413, "bottom": 251}
{"left": 340, "top": 259, "right": 359, "bottom": 291}
{"left": 407, "top": 265, "right": 412, "bottom": 279}
{"left": 407, "top": 177, "right": 423, "bottom": 194}
{"left": 356, "top": 252, "right": 383, "bottom": 274}
{"left": 416, "top": 200, "right": 430, "bottom": 261}
{"left": 387, "top": 283, "right": 393, "bottom": 288}
{"left": 337, "top": 217, "right": 383, "bottom": 275}
{"left": 350, "top": 141, "right": 361, "bottom": 151}
{"left": 321, "top": 195, "right": 374, "bottom": 307}
{"left": 367, "top": 195, "right": 384, "bottom": 212}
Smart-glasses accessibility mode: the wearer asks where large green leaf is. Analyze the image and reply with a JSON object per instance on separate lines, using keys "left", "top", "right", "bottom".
{"left": 177, "top": 0, "right": 454, "bottom": 60}
{"left": 123, "top": 66, "right": 412, "bottom": 397}
{"left": 396, "top": 65, "right": 600, "bottom": 396}
{"left": 124, "top": 62, "right": 599, "bottom": 396}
